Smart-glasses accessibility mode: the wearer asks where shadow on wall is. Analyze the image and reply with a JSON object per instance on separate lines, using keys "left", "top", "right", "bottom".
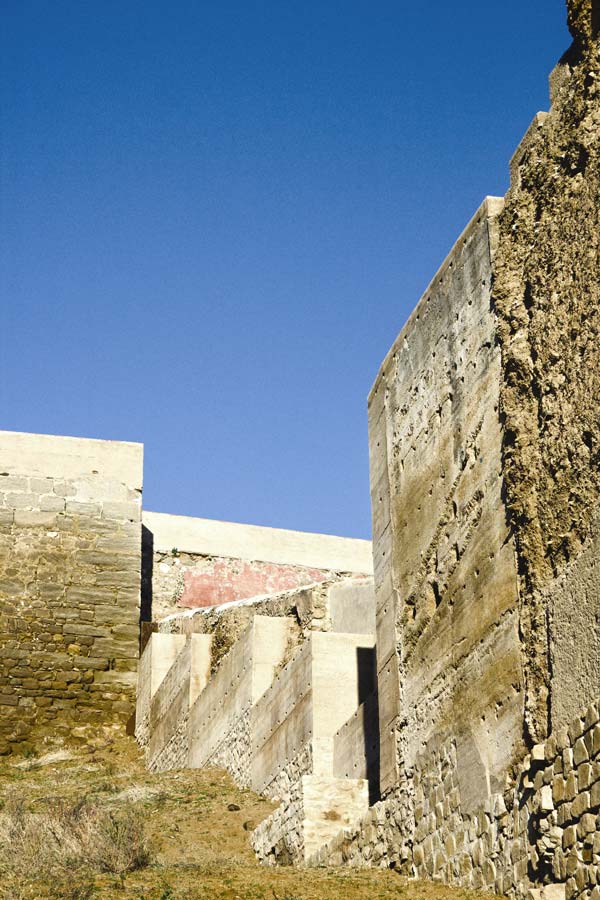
{"left": 357, "top": 646, "right": 381, "bottom": 805}
{"left": 141, "top": 525, "right": 154, "bottom": 648}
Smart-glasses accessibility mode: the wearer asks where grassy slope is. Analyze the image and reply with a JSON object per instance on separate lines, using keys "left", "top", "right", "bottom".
{"left": 0, "top": 727, "right": 488, "bottom": 900}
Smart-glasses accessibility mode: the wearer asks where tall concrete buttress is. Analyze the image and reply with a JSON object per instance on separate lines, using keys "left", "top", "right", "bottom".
{"left": 369, "top": 0, "right": 600, "bottom": 812}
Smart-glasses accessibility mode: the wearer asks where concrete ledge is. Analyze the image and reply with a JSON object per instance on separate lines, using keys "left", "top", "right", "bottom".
{"left": 143, "top": 511, "right": 373, "bottom": 574}
{"left": 0, "top": 430, "right": 143, "bottom": 488}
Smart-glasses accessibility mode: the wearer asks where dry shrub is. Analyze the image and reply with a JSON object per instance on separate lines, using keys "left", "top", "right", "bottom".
{"left": 0, "top": 792, "right": 151, "bottom": 892}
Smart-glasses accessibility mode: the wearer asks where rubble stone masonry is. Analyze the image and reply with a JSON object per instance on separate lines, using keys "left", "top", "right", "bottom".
{"left": 0, "top": 431, "right": 143, "bottom": 752}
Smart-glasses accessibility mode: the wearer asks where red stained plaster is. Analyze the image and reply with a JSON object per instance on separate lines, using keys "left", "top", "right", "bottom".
{"left": 179, "top": 558, "right": 332, "bottom": 608}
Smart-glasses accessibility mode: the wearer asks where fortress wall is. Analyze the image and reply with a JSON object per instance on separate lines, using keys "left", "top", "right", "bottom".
{"left": 142, "top": 510, "right": 372, "bottom": 620}
{"left": 547, "top": 506, "right": 600, "bottom": 730}
{"left": 146, "top": 634, "right": 212, "bottom": 771}
{"left": 311, "top": 695, "right": 600, "bottom": 900}
{"left": 250, "top": 632, "right": 376, "bottom": 796}
{"left": 492, "top": 3, "right": 600, "bottom": 740}
{"left": 251, "top": 639, "right": 314, "bottom": 795}
{"left": 311, "top": 632, "right": 376, "bottom": 776}
{"left": 135, "top": 633, "right": 186, "bottom": 749}
{"left": 368, "top": 199, "right": 523, "bottom": 803}
{"left": 328, "top": 580, "right": 376, "bottom": 635}
{"left": 0, "top": 430, "right": 143, "bottom": 752}
{"left": 136, "top": 632, "right": 211, "bottom": 770}
{"left": 155, "top": 578, "right": 375, "bottom": 688}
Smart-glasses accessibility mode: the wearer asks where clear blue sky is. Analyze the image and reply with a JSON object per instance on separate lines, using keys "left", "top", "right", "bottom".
{"left": 1, "top": 1, "right": 569, "bottom": 539}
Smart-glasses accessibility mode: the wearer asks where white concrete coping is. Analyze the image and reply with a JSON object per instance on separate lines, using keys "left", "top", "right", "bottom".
{"left": 0, "top": 430, "right": 143, "bottom": 488}
{"left": 143, "top": 510, "right": 373, "bottom": 574}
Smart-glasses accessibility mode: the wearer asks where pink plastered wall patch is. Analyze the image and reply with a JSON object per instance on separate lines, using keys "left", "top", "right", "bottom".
{"left": 179, "top": 558, "right": 332, "bottom": 608}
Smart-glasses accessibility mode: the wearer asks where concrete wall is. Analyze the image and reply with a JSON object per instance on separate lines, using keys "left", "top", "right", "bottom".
{"left": 135, "top": 633, "right": 186, "bottom": 749}
{"left": 251, "top": 631, "right": 376, "bottom": 794}
{"left": 187, "top": 615, "right": 292, "bottom": 777}
{"left": 145, "top": 634, "right": 211, "bottom": 771}
{"left": 368, "top": 199, "right": 523, "bottom": 802}
{"left": 0, "top": 430, "right": 143, "bottom": 752}
{"left": 548, "top": 504, "right": 600, "bottom": 731}
{"left": 329, "top": 580, "right": 376, "bottom": 634}
{"left": 142, "top": 511, "right": 373, "bottom": 620}
{"left": 333, "top": 690, "right": 380, "bottom": 800}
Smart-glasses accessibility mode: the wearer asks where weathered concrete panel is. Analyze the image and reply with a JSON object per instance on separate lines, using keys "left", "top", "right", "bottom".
{"left": 549, "top": 503, "right": 600, "bottom": 730}
{"left": 187, "top": 615, "right": 292, "bottom": 770}
{"left": 333, "top": 690, "right": 380, "bottom": 800}
{"left": 251, "top": 632, "right": 375, "bottom": 793}
{"left": 311, "top": 632, "right": 376, "bottom": 763}
{"left": 143, "top": 512, "right": 373, "bottom": 620}
{"left": 135, "top": 633, "right": 185, "bottom": 749}
{"left": 368, "top": 198, "right": 524, "bottom": 801}
{"left": 0, "top": 430, "right": 143, "bottom": 487}
{"left": 144, "top": 510, "right": 373, "bottom": 572}
{"left": 329, "top": 579, "right": 375, "bottom": 634}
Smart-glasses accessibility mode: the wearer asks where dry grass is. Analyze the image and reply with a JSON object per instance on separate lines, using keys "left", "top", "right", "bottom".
{"left": 0, "top": 728, "right": 492, "bottom": 900}
{"left": 0, "top": 790, "right": 150, "bottom": 898}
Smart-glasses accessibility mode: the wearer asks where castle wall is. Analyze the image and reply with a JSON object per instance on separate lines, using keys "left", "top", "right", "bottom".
{"left": 250, "top": 631, "right": 376, "bottom": 794}
{"left": 311, "top": 695, "right": 600, "bottom": 900}
{"left": 493, "top": 0, "right": 600, "bottom": 740}
{"left": 547, "top": 507, "right": 600, "bottom": 731}
{"left": 333, "top": 689, "right": 380, "bottom": 799}
{"left": 0, "top": 430, "right": 143, "bottom": 752}
{"left": 368, "top": 199, "right": 524, "bottom": 803}
{"left": 143, "top": 510, "right": 373, "bottom": 620}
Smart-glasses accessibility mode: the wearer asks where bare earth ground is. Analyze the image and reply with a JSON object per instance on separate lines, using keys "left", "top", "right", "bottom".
{"left": 0, "top": 727, "right": 491, "bottom": 900}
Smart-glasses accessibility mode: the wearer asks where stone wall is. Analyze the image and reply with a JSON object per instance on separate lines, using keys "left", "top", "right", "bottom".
{"left": 0, "top": 430, "right": 143, "bottom": 753}
{"left": 362, "top": 5, "right": 600, "bottom": 886}
{"left": 156, "top": 577, "right": 375, "bottom": 680}
{"left": 136, "top": 633, "right": 212, "bottom": 772}
{"left": 311, "top": 697, "right": 600, "bottom": 900}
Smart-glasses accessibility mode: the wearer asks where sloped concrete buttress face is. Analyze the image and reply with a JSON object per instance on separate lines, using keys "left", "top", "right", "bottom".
{"left": 250, "top": 631, "right": 376, "bottom": 795}
{"left": 187, "top": 615, "right": 292, "bottom": 772}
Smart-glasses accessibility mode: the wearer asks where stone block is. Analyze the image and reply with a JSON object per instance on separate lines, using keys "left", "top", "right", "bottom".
{"left": 65, "top": 500, "right": 102, "bottom": 517}
{"left": 574, "top": 738, "right": 589, "bottom": 766}
{"left": 14, "top": 510, "right": 57, "bottom": 527}
{"left": 39, "top": 495, "right": 66, "bottom": 512}
{"left": 102, "top": 501, "right": 141, "bottom": 522}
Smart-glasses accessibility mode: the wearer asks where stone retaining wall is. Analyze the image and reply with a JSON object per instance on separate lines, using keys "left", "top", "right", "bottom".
{"left": 0, "top": 431, "right": 143, "bottom": 753}
{"left": 310, "top": 698, "right": 600, "bottom": 900}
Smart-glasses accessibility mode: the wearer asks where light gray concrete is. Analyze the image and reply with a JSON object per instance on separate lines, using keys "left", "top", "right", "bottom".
{"left": 368, "top": 197, "right": 524, "bottom": 800}
{"left": 135, "top": 633, "right": 187, "bottom": 751}
{"left": 549, "top": 501, "right": 600, "bottom": 731}
{"left": 333, "top": 691, "right": 379, "bottom": 789}
{"left": 251, "top": 631, "right": 376, "bottom": 794}
{"left": 329, "top": 578, "right": 375, "bottom": 634}
{"left": 0, "top": 429, "right": 143, "bottom": 488}
{"left": 187, "top": 615, "right": 292, "bottom": 770}
{"left": 143, "top": 510, "right": 373, "bottom": 574}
